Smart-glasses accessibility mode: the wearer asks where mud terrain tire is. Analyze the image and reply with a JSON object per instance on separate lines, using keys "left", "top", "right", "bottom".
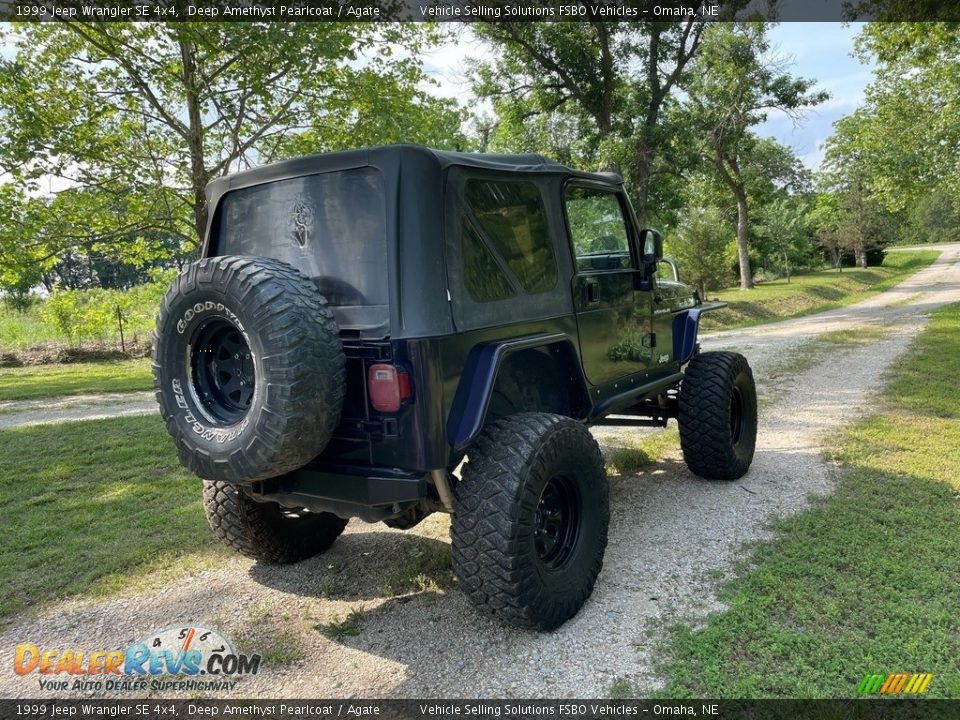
{"left": 678, "top": 351, "right": 757, "bottom": 480}
{"left": 451, "top": 413, "right": 609, "bottom": 631}
{"left": 153, "top": 256, "right": 345, "bottom": 483}
{"left": 203, "top": 480, "right": 347, "bottom": 563}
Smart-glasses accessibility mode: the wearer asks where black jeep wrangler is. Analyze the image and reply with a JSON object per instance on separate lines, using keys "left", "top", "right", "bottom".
{"left": 153, "top": 145, "right": 757, "bottom": 630}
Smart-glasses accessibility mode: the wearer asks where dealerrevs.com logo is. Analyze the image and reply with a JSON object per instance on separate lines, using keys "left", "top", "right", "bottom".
{"left": 13, "top": 626, "right": 261, "bottom": 693}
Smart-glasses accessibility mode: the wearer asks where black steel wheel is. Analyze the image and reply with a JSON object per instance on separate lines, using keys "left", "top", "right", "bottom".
{"left": 451, "top": 413, "right": 609, "bottom": 631}
{"left": 534, "top": 475, "right": 581, "bottom": 570}
{"left": 678, "top": 351, "right": 758, "bottom": 481}
{"left": 191, "top": 318, "right": 255, "bottom": 424}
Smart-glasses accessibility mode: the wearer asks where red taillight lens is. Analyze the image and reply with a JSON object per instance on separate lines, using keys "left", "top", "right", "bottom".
{"left": 367, "top": 363, "right": 411, "bottom": 412}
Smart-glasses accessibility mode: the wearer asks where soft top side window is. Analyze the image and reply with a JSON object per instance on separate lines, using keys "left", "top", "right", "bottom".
{"left": 463, "top": 179, "right": 559, "bottom": 296}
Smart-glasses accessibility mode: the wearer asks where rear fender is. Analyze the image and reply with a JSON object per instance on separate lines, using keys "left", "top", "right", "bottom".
{"left": 446, "top": 333, "right": 588, "bottom": 457}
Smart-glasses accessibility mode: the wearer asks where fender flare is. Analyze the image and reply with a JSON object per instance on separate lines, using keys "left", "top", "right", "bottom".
{"left": 672, "top": 301, "right": 725, "bottom": 365}
{"left": 446, "top": 333, "right": 587, "bottom": 456}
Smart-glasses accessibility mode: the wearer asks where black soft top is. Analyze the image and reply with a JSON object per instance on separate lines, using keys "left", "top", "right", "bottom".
{"left": 205, "top": 144, "right": 620, "bottom": 209}
{"left": 204, "top": 145, "right": 623, "bottom": 340}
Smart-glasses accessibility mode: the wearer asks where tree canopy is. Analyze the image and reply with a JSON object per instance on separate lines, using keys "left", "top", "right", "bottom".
{"left": 0, "top": 22, "right": 464, "bottom": 290}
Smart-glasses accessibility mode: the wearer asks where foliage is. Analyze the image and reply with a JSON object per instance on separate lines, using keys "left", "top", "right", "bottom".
{"left": 667, "top": 205, "right": 733, "bottom": 296}
{"left": 811, "top": 168, "right": 899, "bottom": 270}
{"left": 840, "top": 23, "right": 960, "bottom": 211}
{"left": 0, "top": 23, "right": 462, "bottom": 290}
{"left": 279, "top": 63, "right": 468, "bottom": 157}
{"left": 33, "top": 271, "right": 173, "bottom": 348}
{"left": 684, "top": 22, "right": 828, "bottom": 288}
{"left": 755, "top": 196, "right": 815, "bottom": 281}
{"left": 471, "top": 21, "right": 709, "bottom": 227}
{"left": 907, "top": 190, "right": 960, "bottom": 245}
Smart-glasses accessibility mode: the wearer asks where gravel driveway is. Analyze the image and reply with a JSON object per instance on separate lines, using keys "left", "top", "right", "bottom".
{"left": 2, "top": 243, "right": 959, "bottom": 699}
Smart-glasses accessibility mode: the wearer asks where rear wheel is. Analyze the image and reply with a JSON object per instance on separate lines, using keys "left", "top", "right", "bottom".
{"left": 203, "top": 480, "right": 347, "bottom": 564}
{"left": 451, "top": 413, "right": 609, "bottom": 630}
{"left": 678, "top": 351, "right": 757, "bottom": 480}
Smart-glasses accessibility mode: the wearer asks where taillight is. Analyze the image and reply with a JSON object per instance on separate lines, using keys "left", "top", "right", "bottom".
{"left": 367, "top": 363, "right": 411, "bottom": 412}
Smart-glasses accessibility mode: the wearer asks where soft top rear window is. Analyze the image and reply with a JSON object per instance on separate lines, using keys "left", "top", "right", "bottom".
{"left": 215, "top": 167, "right": 389, "bottom": 335}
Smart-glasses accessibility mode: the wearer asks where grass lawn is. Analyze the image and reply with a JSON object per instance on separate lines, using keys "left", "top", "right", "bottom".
{"left": 0, "top": 415, "right": 227, "bottom": 618}
{"left": 0, "top": 359, "right": 153, "bottom": 401}
{"left": 653, "top": 303, "right": 960, "bottom": 698}
{"left": 700, "top": 250, "right": 940, "bottom": 331}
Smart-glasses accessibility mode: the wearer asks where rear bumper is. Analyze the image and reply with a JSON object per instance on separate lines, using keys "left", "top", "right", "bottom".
{"left": 249, "top": 464, "right": 429, "bottom": 522}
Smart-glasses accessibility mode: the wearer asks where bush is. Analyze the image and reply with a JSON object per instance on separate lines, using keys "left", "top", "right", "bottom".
{"left": 38, "top": 270, "right": 176, "bottom": 348}
{"left": 2, "top": 290, "right": 38, "bottom": 313}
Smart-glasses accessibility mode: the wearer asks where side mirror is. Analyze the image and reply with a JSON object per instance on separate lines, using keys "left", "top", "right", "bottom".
{"left": 640, "top": 228, "right": 663, "bottom": 271}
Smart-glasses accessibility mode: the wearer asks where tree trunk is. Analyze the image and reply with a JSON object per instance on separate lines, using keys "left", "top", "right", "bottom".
{"left": 632, "top": 147, "right": 654, "bottom": 228}
{"left": 855, "top": 244, "right": 868, "bottom": 268}
{"left": 734, "top": 186, "right": 753, "bottom": 289}
{"left": 178, "top": 34, "right": 210, "bottom": 246}
{"left": 783, "top": 250, "right": 791, "bottom": 283}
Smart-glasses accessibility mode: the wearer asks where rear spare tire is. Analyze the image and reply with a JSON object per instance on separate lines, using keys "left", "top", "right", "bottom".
{"left": 153, "top": 256, "right": 346, "bottom": 483}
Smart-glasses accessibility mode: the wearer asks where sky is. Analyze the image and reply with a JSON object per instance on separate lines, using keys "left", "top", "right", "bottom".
{"left": 756, "top": 22, "right": 873, "bottom": 168}
{"left": 0, "top": 21, "right": 873, "bottom": 173}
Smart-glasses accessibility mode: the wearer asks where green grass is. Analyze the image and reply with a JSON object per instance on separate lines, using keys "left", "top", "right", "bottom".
{"left": 0, "top": 306, "right": 53, "bottom": 349}
{"left": 607, "top": 428, "right": 680, "bottom": 475}
{"left": 316, "top": 606, "right": 366, "bottom": 640}
{"left": 380, "top": 540, "right": 454, "bottom": 596}
{"left": 655, "top": 303, "right": 960, "bottom": 698}
{"left": 0, "top": 415, "right": 226, "bottom": 618}
{"left": 701, "top": 251, "right": 939, "bottom": 331}
{"left": 0, "top": 359, "right": 153, "bottom": 401}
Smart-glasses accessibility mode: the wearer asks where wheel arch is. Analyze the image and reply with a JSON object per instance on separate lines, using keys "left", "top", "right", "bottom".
{"left": 446, "top": 334, "right": 589, "bottom": 458}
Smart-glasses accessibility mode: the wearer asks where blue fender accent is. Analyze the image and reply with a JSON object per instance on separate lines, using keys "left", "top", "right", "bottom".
{"left": 446, "top": 333, "right": 575, "bottom": 456}
{"left": 672, "top": 308, "right": 704, "bottom": 365}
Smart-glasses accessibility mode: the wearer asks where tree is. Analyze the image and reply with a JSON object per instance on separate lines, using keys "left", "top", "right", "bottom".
{"left": 755, "top": 196, "right": 813, "bottom": 282}
{"left": 831, "top": 23, "right": 960, "bottom": 212}
{"left": 810, "top": 177, "right": 894, "bottom": 270}
{"left": 909, "top": 190, "right": 960, "bottom": 245}
{"left": 471, "top": 20, "right": 707, "bottom": 226}
{"left": 669, "top": 204, "right": 732, "bottom": 297}
{"left": 0, "top": 22, "right": 458, "bottom": 272}
{"left": 685, "top": 22, "right": 828, "bottom": 289}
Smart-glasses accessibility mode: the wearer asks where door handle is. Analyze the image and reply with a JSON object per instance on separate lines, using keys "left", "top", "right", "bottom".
{"left": 584, "top": 279, "right": 600, "bottom": 305}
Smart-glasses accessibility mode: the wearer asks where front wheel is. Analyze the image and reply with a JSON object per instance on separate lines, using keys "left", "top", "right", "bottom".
{"left": 678, "top": 351, "right": 758, "bottom": 480}
{"left": 451, "top": 413, "right": 609, "bottom": 631}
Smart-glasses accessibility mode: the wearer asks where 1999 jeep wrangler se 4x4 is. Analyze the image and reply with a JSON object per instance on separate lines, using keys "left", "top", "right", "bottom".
{"left": 153, "top": 145, "right": 757, "bottom": 631}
